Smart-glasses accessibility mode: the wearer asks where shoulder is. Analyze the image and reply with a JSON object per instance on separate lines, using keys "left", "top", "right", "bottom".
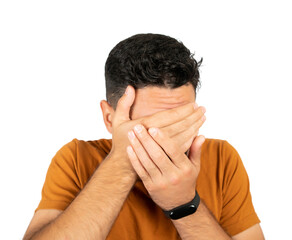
{"left": 73, "top": 138, "right": 112, "bottom": 155}
{"left": 51, "top": 137, "right": 112, "bottom": 177}
{"left": 57, "top": 138, "right": 112, "bottom": 156}
{"left": 66, "top": 138, "right": 113, "bottom": 187}
{"left": 201, "top": 138, "right": 242, "bottom": 178}
{"left": 65, "top": 137, "right": 113, "bottom": 165}
{"left": 202, "top": 138, "right": 248, "bottom": 189}
{"left": 202, "top": 138, "right": 239, "bottom": 160}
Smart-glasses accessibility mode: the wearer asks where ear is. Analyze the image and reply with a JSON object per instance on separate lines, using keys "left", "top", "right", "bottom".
{"left": 100, "top": 100, "right": 115, "bottom": 134}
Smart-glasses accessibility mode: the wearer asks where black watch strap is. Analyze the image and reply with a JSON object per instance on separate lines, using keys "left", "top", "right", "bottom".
{"left": 163, "top": 190, "right": 200, "bottom": 220}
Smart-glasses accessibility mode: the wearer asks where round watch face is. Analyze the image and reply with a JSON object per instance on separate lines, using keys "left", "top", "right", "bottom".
{"left": 169, "top": 204, "right": 197, "bottom": 220}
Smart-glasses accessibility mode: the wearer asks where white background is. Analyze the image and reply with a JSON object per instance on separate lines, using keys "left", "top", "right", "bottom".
{"left": 0, "top": 0, "right": 291, "bottom": 239}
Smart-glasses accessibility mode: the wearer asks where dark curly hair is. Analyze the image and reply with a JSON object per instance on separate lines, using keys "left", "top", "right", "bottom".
{"left": 105, "top": 33, "right": 203, "bottom": 110}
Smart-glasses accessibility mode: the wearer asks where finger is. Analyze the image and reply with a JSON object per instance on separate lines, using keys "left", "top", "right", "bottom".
{"left": 148, "top": 127, "right": 187, "bottom": 168}
{"left": 140, "top": 102, "right": 197, "bottom": 129}
{"left": 127, "top": 129, "right": 161, "bottom": 181}
{"left": 114, "top": 85, "right": 135, "bottom": 124}
{"left": 188, "top": 135, "right": 205, "bottom": 168}
{"left": 133, "top": 124, "right": 173, "bottom": 174}
{"left": 126, "top": 145, "right": 149, "bottom": 182}
{"left": 173, "top": 114, "right": 206, "bottom": 153}
{"left": 160, "top": 106, "right": 206, "bottom": 137}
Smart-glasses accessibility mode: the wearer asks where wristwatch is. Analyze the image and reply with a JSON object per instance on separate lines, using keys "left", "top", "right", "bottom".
{"left": 162, "top": 190, "right": 200, "bottom": 220}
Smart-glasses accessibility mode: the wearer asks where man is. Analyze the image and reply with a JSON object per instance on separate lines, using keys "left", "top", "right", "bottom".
{"left": 23, "top": 34, "right": 264, "bottom": 239}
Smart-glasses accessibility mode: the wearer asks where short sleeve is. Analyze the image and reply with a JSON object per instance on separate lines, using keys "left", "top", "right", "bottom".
{"left": 35, "top": 138, "right": 81, "bottom": 213}
{"left": 219, "top": 141, "right": 260, "bottom": 236}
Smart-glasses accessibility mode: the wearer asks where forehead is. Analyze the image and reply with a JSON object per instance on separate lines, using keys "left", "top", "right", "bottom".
{"left": 130, "top": 84, "right": 196, "bottom": 120}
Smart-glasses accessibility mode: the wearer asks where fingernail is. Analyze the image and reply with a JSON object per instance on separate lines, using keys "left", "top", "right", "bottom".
{"left": 134, "top": 124, "right": 143, "bottom": 133}
{"left": 201, "top": 106, "right": 206, "bottom": 113}
{"left": 193, "top": 102, "right": 198, "bottom": 109}
{"left": 128, "top": 130, "right": 135, "bottom": 140}
{"left": 148, "top": 127, "right": 157, "bottom": 136}
{"left": 127, "top": 145, "right": 134, "bottom": 154}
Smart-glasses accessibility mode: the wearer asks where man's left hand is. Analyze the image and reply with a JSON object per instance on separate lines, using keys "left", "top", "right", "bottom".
{"left": 126, "top": 124, "right": 205, "bottom": 211}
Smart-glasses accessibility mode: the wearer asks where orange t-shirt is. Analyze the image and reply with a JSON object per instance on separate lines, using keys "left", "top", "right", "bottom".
{"left": 35, "top": 138, "right": 260, "bottom": 238}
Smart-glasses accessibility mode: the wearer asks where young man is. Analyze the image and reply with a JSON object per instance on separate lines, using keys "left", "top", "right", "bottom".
{"left": 23, "top": 34, "right": 264, "bottom": 239}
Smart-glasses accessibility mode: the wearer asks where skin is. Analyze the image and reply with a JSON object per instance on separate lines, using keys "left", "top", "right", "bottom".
{"left": 128, "top": 84, "right": 206, "bottom": 188}
{"left": 100, "top": 83, "right": 206, "bottom": 171}
{"left": 22, "top": 83, "right": 264, "bottom": 240}
{"left": 103, "top": 83, "right": 265, "bottom": 239}
{"left": 127, "top": 84, "right": 205, "bottom": 194}
{"left": 129, "top": 84, "right": 196, "bottom": 120}
{"left": 22, "top": 84, "right": 206, "bottom": 240}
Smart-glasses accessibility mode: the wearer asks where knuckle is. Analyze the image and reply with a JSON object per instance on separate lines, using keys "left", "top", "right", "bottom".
{"left": 170, "top": 108, "right": 180, "bottom": 118}
{"left": 131, "top": 138, "right": 141, "bottom": 148}
{"left": 140, "top": 174, "right": 148, "bottom": 182}
{"left": 142, "top": 115, "right": 159, "bottom": 129}
{"left": 145, "top": 181, "right": 154, "bottom": 191}
{"left": 146, "top": 163, "right": 156, "bottom": 173}
{"left": 194, "top": 108, "right": 204, "bottom": 118}
{"left": 159, "top": 128, "right": 168, "bottom": 138}
{"left": 186, "top": 115, "right": 194, "bottom": 125}
{"left": 182, "top": 141, "right": 191, "bottom": 153}
{"left": 168, "top": 148, "right": 181, "bottom": 159}
{"left": 198, "top": 106, "right": 205, "bottom": 114}
{"left": 140, "top": 118, "right": 148, "bottom": 128}
{"left": 139, "top": 133, "right": 148, "bottom": 141}
{"left": 181, "top": 142, "right": 189, "bottom": 153}
{"left": 191, "top": 125, "right": 199, "bottom": 135}
{"left": 182, "top": 165, "right": 193, "bottom": 176}
{"left": 181, "top": 119, "right": 190, "bottom": 129}
{"left": 165, "top": 128, "right": 176, "bottom": 138}
{"left": 152, "top": 151, "right": 163, "bottom": 161}
{"left": 157, "top": 181, "right": 167, "bottom": 190}
{"left": 170, "top": 174, "right": 181, "bottom": 185}
{"left": 136, "top": 128, "right": 149, "bottom": 141}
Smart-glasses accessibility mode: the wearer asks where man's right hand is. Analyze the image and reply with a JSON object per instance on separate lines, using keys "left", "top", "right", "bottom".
{"left": 109, "top": 85, "right": 206, "bottom": 172}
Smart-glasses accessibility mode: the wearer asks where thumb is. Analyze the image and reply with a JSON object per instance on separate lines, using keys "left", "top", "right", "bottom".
{"left": 188, "top": 135, "right": 205, "bottom": 167}
{"left": 114, "top": 85, "right": 135, "bottom": 123}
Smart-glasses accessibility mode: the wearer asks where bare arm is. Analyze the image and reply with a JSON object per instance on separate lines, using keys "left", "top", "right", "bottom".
{"left": 172, "top": 200, "right": 231, "bottom": 239}
{"left": 24, "top": 85, "right": 203, "bottom": 240}
{"left": 125, "top": 125, "right": 230, "bottom": 239}
{"left": 125, "top": 119, "right": 264, "bottom": 240}
{"left": 28, "top": 152, "right": 137, "bottom": 240}
{"left": 172, "top": 200, "right": 265, "bottom": 240}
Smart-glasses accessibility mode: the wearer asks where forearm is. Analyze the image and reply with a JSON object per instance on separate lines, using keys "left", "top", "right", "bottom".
{"left": 30, "top": 153, "right": 137, "bottom": 240}
{"left": 172, "top": 200, "right": 231, "bottom": 240}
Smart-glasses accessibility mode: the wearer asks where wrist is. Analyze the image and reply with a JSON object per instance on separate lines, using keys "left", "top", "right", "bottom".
{"left": 163, "top": 190, "right": 200, "bottom": 220}
{"left": 106, "top": 150, "right": 138, "bottom": 180}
